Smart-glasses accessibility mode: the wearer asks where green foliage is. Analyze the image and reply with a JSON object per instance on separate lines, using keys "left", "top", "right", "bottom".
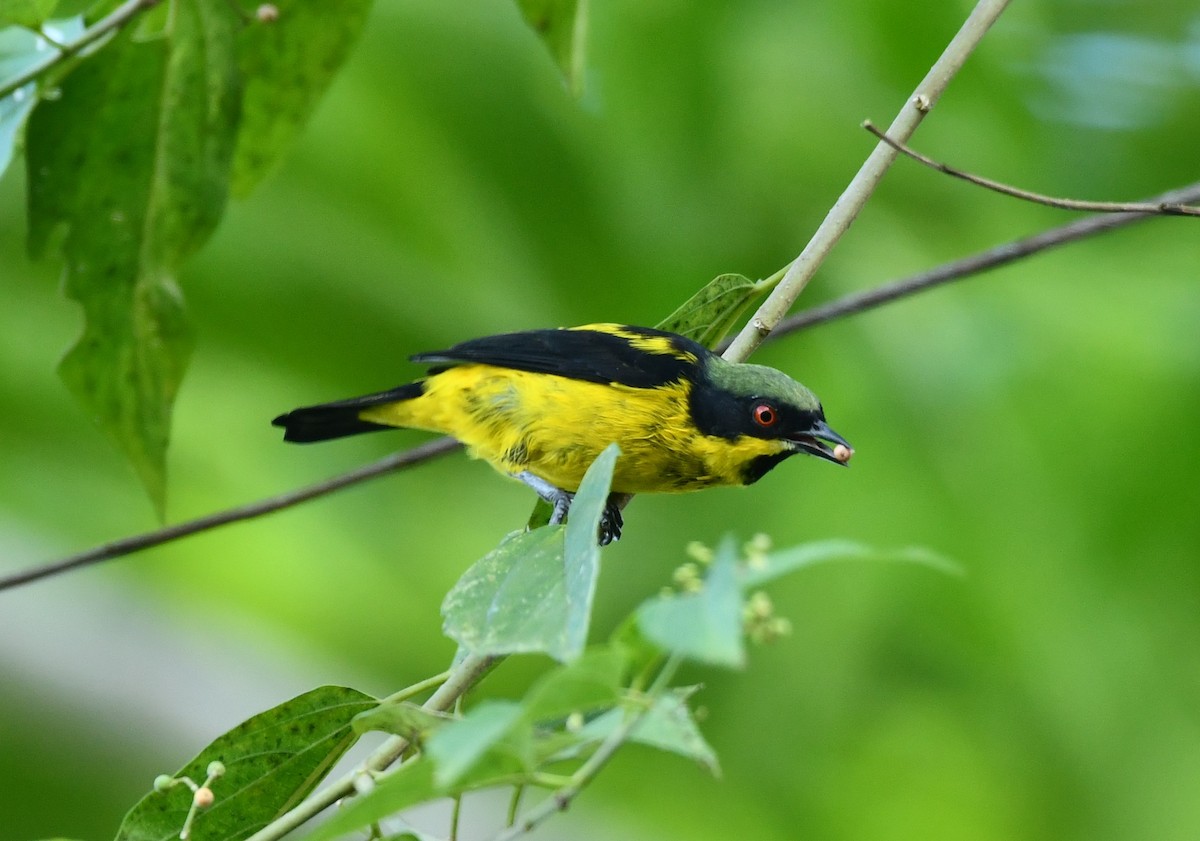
{"left": 352, "top": 702, "right": 452, "bottom": 743}
{"left": 106, "top": 434, "right": 870, "bottom": 840}
{"left": 0, "top": 0, "right": 58, "bottom": 29}
{"left": 656, "top": 272, "right": 781, "bottom": 349}
{"left": 637, "top": 536, "right": 746, "bottom": 668}
{"left": 736, "top": 537, "right": 962, "bottom": 588}
{"left": 9, "top": 0, "right": 373, "bottom": 512}
{"left": 514, "top": 0, "right": 586, "bottom": 97}
{"left": 442, "top": 444, "right": 617, "bottom": 662}
{"left": 26, "top": 1, "right": 241, "bottom": 514}
{"left": 231, "top": 0, "right": 372, "bottom": 196}
{"left": 575, "top": 688, "right": 720, "bottom": 775}
{"left": 115, "top": 686, "right": 376, "bottom": 841}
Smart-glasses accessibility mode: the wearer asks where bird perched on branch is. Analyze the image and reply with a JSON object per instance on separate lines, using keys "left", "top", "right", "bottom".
{"left": 273, "top": 323, "right": 852, "bottom": 543}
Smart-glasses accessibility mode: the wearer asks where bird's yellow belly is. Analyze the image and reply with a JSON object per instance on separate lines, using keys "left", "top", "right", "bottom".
{"left": 359, "top": 365, "right": 788, "bottom": 493}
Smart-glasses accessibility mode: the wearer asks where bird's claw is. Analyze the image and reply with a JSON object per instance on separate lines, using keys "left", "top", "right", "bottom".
{"left": 598, "top": 498, "right": 623, "bottom": 546}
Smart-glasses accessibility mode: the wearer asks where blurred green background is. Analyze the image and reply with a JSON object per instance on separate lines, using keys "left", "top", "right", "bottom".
{"left": 3, "top": 0, "right": 1200, "bottom": 838}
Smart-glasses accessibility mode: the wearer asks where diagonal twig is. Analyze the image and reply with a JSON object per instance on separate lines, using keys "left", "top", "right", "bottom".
{"left": 721, "top": 0, "right": 1013, "bottom": 363}
{"left": 863, "top": 121, "right": 1200, "bottom": 217}
{"left": 765, "top": 179, "right": 1200, "bottom": 338}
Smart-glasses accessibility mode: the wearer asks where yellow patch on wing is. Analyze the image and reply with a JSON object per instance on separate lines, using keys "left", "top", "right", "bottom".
{"left": 569, "top": 323, "right": 699, "bottom": 364}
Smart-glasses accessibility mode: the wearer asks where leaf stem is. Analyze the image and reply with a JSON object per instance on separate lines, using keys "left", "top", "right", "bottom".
{"left": 380, "top": 670, "right": 454, "bottom": 705}
{"left": 0, "top": 0, "right": 163, "bottom": 101}
{"left": 507, "top": 784, "right": 524, "bottom": 827}
{"left": 722, "top": 0, "right": 1012, "bottom": 363}
{"left": 489, "top": 655, "right": 683, "bottom": 841}
{"left": 242, "top": 652, "right": 500, "bottom": 841}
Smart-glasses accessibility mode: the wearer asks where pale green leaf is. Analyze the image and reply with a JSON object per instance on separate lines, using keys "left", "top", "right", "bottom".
{"left": 578, "top": 688, "right": 720, "bottom": 775}
{"left": 561, "top": 442, "right": 618, "bottom": 657}
{"left": 426, "top": 699, "right": 529, "bottom": 787}
{"left": 231, "top": 0, "right": 372, "bottom": 196}
{"left": 521, "top": 646, "right": 625, "bottom": 722}
{"left": 637, "top": 537, "right": 745, "bottom": 668}
{"left": 514, "top": 0, "right": 586, "bottom": 97}
{"left": 441, "top": 527, "right": 570, "bottom": 656}
{"left": 738, "top": 539, "right": 964, "bottom": 589}
{"left": 115, "top": 686, "right": 376, "bottom": 841}
{"left": 0, "top": 79, "right": 34, "bottom": 179}
{"left": 0, "top": 17, "right": 82, "bottom": 178}
{"left": 442, "top": 446, "right": 617, "bottom": 662}
{"left": 304, "top": 758, "right": 438, "bottom": 841}
{"left": 26, "top": 0, "right": 241, "bottom": 513}
{"left": 656, "top": 272, "right": 781, "bottom": 349}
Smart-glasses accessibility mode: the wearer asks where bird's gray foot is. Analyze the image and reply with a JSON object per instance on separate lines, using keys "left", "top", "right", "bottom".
{"left": 514, "top": 471, "right": 622, "bottom": 544}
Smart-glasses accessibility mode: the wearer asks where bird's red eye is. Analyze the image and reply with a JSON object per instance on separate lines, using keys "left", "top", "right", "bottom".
{"left": 752, "top": 403, "right": 777, "bottom": 427}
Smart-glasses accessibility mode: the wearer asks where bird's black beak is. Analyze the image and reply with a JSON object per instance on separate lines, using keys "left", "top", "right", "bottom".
{"left": 788, "top": 418, "right": 853, "bottom": 465}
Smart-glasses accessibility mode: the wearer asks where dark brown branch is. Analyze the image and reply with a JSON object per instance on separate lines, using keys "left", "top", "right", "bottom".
{"left": 0, "top": 437, "right": 462, "bottom": 592}
{"left": 863, "top": 121, "right": 1200, "bottom": 217}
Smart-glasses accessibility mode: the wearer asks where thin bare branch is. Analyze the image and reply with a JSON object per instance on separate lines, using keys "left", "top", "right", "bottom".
{"left": 0, "top": 437, "right": 462, "bottom": 592}
{"left": 765, "top": 179, "right": 1200, "bottom": 339}
{"left": 863, "top": 121, "right": 1200, "bottom": 217}
{"left": 722, "top": 0, "right": 1013, "bottom": 363}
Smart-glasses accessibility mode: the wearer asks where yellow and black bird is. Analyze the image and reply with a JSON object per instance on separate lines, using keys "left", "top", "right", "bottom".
{"left": 273, "top": 323, "right": 852, "bottom": 543}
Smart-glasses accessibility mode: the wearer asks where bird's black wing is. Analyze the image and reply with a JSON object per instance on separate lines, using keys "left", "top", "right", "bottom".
{"left": 412, "top": 325, "right": 704, "bottom": 389}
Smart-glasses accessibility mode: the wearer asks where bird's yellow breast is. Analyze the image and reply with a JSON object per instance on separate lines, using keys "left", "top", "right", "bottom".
{"left": 358, "top": 365, "right": 789, "bottom": 493}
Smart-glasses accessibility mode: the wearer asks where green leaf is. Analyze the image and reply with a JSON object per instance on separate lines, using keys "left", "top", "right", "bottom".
{"left": 231, "top": 0, "right": 371, "bottom": 196}
{"left": 25, "top": 0, "right": 241, "bottom": 514}
{"left": 426, "top": 699, "right": 529, "bottom": 787}
{"left": 306, "top": 754, "right": 521, "bottom": 841}
{"left": 352, "top": 702, "right": 452, "bottom": 741}
{"left": 655, "top": 272, "right": 781, "bottom": 349}
{"left": 561, "top": 442, "right": 618, "bottom": 655}
{"left": 442, "top": 445, "right": 618, "bottom": 662}
{"left": 580, "top": 689, "right": 720, "bottom": 775}
{"left": 304, "top": 757, "right": 438, "bottom": 841}
{"left": 441, "top": 527, "right": 568, "bottom": 656}
{"left": 514, "top": 0, "right": 586, "bottom": 97}
{"left": 521, "top": 646, "right": 626, "bottom": 722}
{"left": 738, "top": 539, "right": 964, "bottom": 589}
{"left": 0, "top": 0, "right": 58, "bottom": 28}
{"left": 115, "top": 685, "right": 376, "bottom": 841}
{"left": 637, "top": 537, "right": 746, "bottom": 668}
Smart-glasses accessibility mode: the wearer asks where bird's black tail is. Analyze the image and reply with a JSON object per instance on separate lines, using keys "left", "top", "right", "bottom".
{"left": 272, "top": 382, "right": 425, "bottom": 443}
